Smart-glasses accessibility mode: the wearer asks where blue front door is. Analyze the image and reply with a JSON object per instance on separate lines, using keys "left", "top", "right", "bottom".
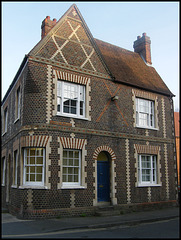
{"left": 97, "top": 161, "right": 110, "bottom": 202}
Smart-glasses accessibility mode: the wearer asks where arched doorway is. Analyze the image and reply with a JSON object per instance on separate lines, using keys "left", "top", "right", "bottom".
{"left": 97, "top": 151, "right": 110, "bottom": 202}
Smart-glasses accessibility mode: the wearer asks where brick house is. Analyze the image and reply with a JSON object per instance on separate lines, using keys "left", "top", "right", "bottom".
{"left": 1, "top": 4, "right": 178, "bottom": 219}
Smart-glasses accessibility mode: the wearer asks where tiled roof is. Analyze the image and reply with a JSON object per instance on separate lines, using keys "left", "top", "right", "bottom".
{"left": 94, "top": 38, "right": 174, "bottom": 96}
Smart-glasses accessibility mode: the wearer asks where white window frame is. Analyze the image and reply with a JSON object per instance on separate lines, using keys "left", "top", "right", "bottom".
{"left": 57, "top": 81, "right": 86, "bottom": 119}
{"left": 12, "top": 150, "right": 18, "bottom": 186}
{"left": 23, "top": 148, "right": 45, "bottom": 186}
{"left": 136, "top": 98, "right": 155, "bottom": 129}
{"left": 138, "top": 154, "right": 158, "bottom": 186}
{"left": 1, "top": 157, "right": 6, "bottom": 186}
{"left": 62, "top": 149, "right": 81, "bottom": 188}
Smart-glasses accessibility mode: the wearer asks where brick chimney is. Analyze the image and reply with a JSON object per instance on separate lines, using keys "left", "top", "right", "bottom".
{"left": 41, "top": 16, "right": 57, "bottom": 39}
{"left": 133, "top": 33, "right": 152, "bottom": 65}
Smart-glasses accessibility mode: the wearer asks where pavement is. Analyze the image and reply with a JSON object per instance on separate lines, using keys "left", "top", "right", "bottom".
{"left": 1, "top": 206, "right": 179, "bottom": 237}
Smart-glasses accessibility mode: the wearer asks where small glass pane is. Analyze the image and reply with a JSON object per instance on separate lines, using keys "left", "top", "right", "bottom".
{"left": 63, "top": 175, "right": 67, "bottom": 182}
{"left": 30, "top": 174, "right": 35, "bottom": 181}
{"left": 74, "top": 168, "right": 78, "bottom": 174}
{"left": 74, "top": 159, "right": 79, "bottom": 166}
{"left": 36, "top": 174, "right": 42, "bottom": 182}
{"left": 36, "top": 166, "right": 42, "bottom": 173}
{"left": 30, "top": 149, "right": 36, "bottom": 156}
{"left": 30, "top": 157, "right": 35, "bottom": 165}
{"left": 69, "top": 151, "right": 73, "bottom": 158}
{"left": 68, "top": 168, "right": 73, "bottom": 174}
{"left": 63, "top": 159, "right": 68, "bottom": 165}
{"left": 37, "top": 157, "right": 43, "bottom": 164}
{"left": 74, "top": 151, "right": 79, "bottom": 158}
{"left": 26, "top": 174, "right": 29, "bottom": 181}
{"left": 30, "top": 166, "right": 35, "bottom": 173}
{"left": 69, "top": 159, "right": 73, "bottom": 166}
{"left": 74, "top": 175, "right": 78, "bottom": 182}
{"left": 63, "top": 151, "right": 67, "bottom": 158}
{"left": 68, "top": 175, "right": 73, "bottom": 182}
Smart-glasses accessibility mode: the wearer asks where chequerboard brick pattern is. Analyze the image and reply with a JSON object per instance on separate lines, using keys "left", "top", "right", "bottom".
{"left": 125, "top": 139, "right": 131, "bottom": 204}
{"left": 164, "top": 143, "right": 170, "bottom": 200}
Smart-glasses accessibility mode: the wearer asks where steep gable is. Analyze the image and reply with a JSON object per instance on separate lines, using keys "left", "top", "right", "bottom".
{"left": 28, "top": 4, "right": 112, "bottom": 78}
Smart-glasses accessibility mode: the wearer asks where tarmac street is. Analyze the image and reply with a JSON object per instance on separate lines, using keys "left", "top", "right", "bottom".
{"left": 1, "top": 207, "right": 180, "bottom": 239}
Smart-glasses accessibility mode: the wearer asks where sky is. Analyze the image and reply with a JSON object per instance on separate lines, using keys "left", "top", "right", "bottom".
{"left": 2, "top": 1, "right": 180, "bottom": 111}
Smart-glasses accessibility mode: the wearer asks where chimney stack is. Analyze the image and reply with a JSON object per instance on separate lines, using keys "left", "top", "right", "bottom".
{"left": 41, "top": 16, "right": 57, "bottom": 39}
{"left": 133, "top": 33, "right": 152, "bottom": 65}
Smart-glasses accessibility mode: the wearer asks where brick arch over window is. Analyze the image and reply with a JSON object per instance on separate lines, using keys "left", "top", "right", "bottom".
{"left": 93, "top": 146, "right": 116, "bottom": 161}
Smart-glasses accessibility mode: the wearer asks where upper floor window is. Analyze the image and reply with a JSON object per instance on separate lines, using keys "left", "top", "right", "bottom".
{"left": 136, "top": 98, "right": 155, "bottom": 128}
{"left": 3, "top": 107, "right": 8, "bottom": 134}
{"left": 15, "top": 87, "right": 21, "bottom": 121}
{"left": 57, "top": 81, "right": 85, "bottom": 118}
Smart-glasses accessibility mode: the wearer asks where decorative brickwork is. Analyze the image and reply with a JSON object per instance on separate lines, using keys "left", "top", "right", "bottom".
{"left": 164, "top": 143, "right": 169, "bottom": 200}
{"left": 162, "top": 98, "right": 166, "bottom": 138}
{"left": 125, "top": 139, "right": 131, "bottom": 204}
{"left": 46, "top": 65, "right": 52, "bottom": 123}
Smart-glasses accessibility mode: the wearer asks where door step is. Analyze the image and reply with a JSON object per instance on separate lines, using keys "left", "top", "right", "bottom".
{"left": 96, "top": 206, "right": 120, "bottom": 217}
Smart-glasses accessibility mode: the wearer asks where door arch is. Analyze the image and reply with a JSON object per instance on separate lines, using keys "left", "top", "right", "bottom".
{"left": 93, "top": 146, "right": 117, "bottom": 206}
{"left": 97, "top": 151, "right": 110, "bottom": 202}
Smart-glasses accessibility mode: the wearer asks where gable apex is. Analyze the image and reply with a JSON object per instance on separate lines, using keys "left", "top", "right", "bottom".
{"left": 28, "top": 4, "right": 112, "bottom": 78}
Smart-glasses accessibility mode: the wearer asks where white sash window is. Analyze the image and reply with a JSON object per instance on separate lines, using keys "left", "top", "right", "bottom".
{"left": 57, "top": 81, "right": 85, "bottom": 118}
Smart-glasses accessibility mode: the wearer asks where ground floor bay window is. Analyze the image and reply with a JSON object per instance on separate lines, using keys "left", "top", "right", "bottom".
{"left": 23, "top": 148, "right": 45, "bottom": 186}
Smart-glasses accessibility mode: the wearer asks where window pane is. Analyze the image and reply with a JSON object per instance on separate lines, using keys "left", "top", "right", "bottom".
{"left": 63, "top": 175, "right": 67, "bottom": 182}
{"left": 63, "top": 151, "right": 67, "bottom": 158}
{"left": 63, "top": 159, "right": 68, "bottom": 165}
{"left": 74, "top": 175, "right": 78, "bottom": 182}
{"left": 37, "top": 157, "right": 43, "bottom": 165}
{"left": 30, "top": 166, "right": 35, "bottom": 173}
{"left": 68, "top": 168, "right": 73, "bottom": 174}
{"left": 69, "top": 151, "right": 73, "bottom": 158}
{"left": 69, "top": 159, "right": 73, "bottom": 166}
{"left": 68, "top": 175, "right": 73, "bottom": 182}
{"left": 30, "top": 157, "right": 35, "bottom": 165}
{"left": 36, "top": 166, "right": 42, "bottom": 173}
{"left": 30, "top": 149, "right": 35, "bottom": 156}
{"left": 36, "top": 174, "right": 42, "bottom": 182}
{"left": 30, "top": 174, "right": 35, "bottom": 181}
